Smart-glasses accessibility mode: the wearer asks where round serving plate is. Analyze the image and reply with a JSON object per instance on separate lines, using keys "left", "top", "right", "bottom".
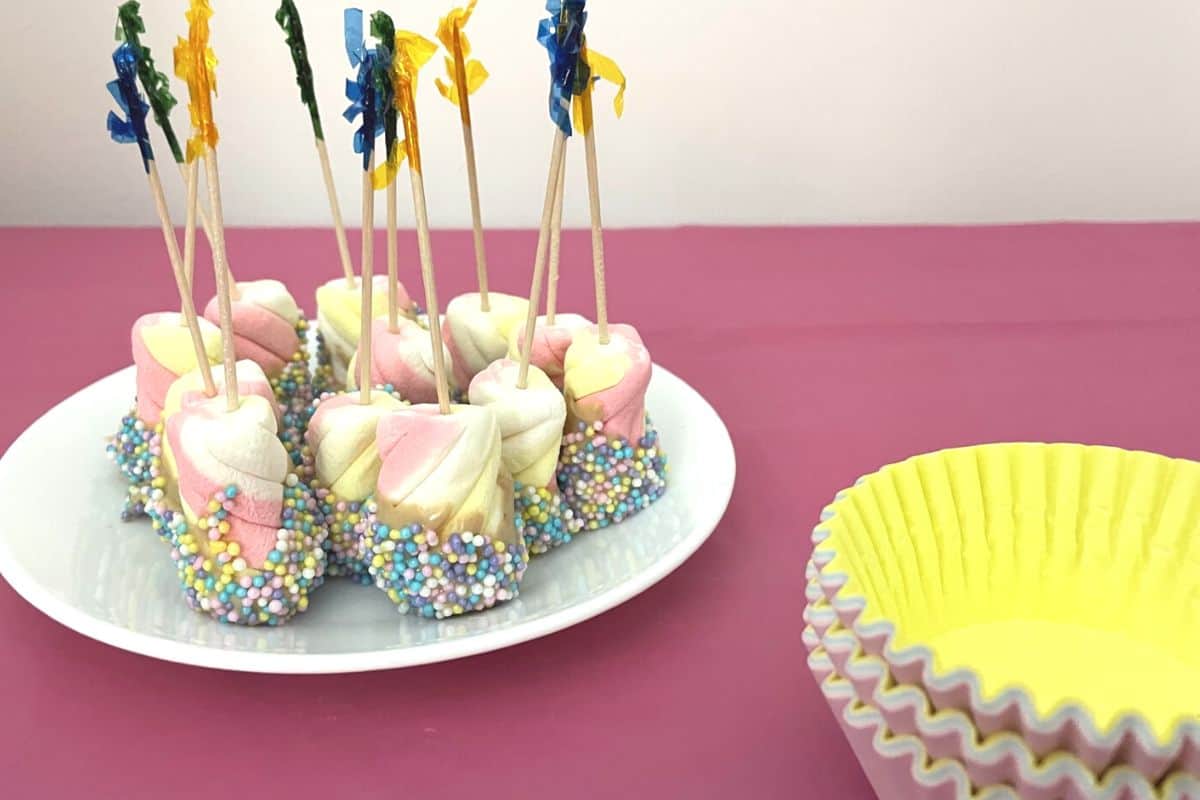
{"left": 0, "top": 363, "right": 734, "bottom": 673}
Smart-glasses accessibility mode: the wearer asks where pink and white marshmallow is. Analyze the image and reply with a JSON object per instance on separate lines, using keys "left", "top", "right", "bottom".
{"left": 131, "top": 311, "right": 222, "bottom": 426}
{"left": 162, "top": 359, "right": 279, "bottom": 427}
{"left": 346, "top": 317, "right": 454, "bottom": 403}
{"left": 468, "top": 359, "right": 566, "bottom": 488}
{"left": 374, "top": 404, "right": 516, "bottom": 542}
{"left": 203, "top": 279, "right": 301, "bottom": 380}
{"left": 441, "top": 292, "right": 529, "bottom": 390}
{"left": 562, "top": 324, "right": 652, "bottom": 443}
{"left": 316, "top": 276, "right": 412, "bottom": 387}
{"left": 166, "top": 394, "right": 288, "bottom": 568}
{"left": 506, "top": 313, "right": 592, "bottom": 389}
{"left": 305, "top": 391, "right": 405, "bottom": 501}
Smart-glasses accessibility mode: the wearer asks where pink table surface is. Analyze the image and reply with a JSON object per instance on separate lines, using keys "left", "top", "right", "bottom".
{"left": 2, "top": 223, "right": 1200, "bottom": 798}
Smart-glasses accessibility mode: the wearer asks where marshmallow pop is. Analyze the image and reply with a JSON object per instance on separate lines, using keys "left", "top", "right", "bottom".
{"left": 506, "top": 312, "right": 590, "bottom": 390}
{"left": 200, "top": 280, "right": 317, "bottom": 471}
{"left": 366, "top": 403, "right": 526, "bottom": 617}
{"left": 546, "top": 8, "right": 668, "bottom": 531}
{"left": 113, "top": 313, "right": 221, "bottom": 517}
{"left": 129, "top": 312, "right": 222, "bottom": 429}
{"left": 359, "top": 19, "right": 527, "bottom": 617}
{"left": 558, "top": 324, "right": 667, "bottom": 529}
{"left": 442, "top": 291, "right": 529, "bottom": 390}
{"left": 158, "top": 393, "right": 327, "bottom": 624}
{"left": 302, "top": 12, "right": 415, "bottom": 582}
{"left": 146, "top": 6, "right": 328, "bottom": 626}
{"left": 305, "top": 60, "right": 409, "bottom": 577}
{"left": 201, "top": 279, "right": 310, "bottom": 397}
{"left": 103, "top": 39, "right": 224, "bottom": 509}
{"left": 470, "top": 359, "right": 578, "bottom": 554}
{"left": 305, "top": 390, "right": 404, "bottom": 579}
{"left": 347, "top": 315, "right": 455, "bottom": 404}
{"left": 316, "top": 274, "right": 416, "bottom": 390}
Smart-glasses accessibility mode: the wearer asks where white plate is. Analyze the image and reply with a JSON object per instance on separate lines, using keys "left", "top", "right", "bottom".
{"left": 0, "top": 364, "right": 734, "bottom": 673}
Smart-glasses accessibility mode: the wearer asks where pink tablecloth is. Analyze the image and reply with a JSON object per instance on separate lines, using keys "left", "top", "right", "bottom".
{"left": 2, "top": 223, "right": 1200, "bottom": 798}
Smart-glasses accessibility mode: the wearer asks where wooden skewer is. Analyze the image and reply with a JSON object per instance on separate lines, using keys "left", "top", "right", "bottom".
{"left": 148, "top": 160, "right": 215, "bottom": 397}
{"left": 177, "top": 160, "right": 238, "bottom": 298}
{"left": 180, "top": 158, "right": 216, "bottom": 397}
{"left": 181, "top": 159, "right": 200, "bottom": 300}
{"left": 316, "top": 137, "right": 357, "bottom": 287}
{"left": 517, "top": 130, "right": 568, "bottom": 389}
{"left": 386, "top": 149, "right": 400, "bottom": 332}
{"left": 177, "top": 161, "right": 214, "bottom": 255}
{"left": 462, "top": 122, "right": 489, "bottom": 310}
{"left": 359, "top": 154, "right": 375, "bottom": 405}
{"left": 578, "top": 84, "right": 609, "bottom": 344}
{"left": 202, "top": 148, "right": 240, "bottom": 412}
{"left": 451, "top": 23, "right": 489, "bottom": 311}
{"left": 407, "top": 166, "right": 451, "bottom": 414}
{"left": 545, "top": 139, "right": 567, "bottom": 326}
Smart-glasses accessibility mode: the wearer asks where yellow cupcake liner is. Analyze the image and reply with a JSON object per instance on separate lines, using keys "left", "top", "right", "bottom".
{"left": 805, "top": 559, "right": 1200, "bottom": 780}
{"left": 811, "top": 443, "right": 1200, "bottom": 760}
{"left": 809, "top": 643, "right": 1017, "bottom": 800}
{"left": 805, "top": 552, "right": 1196, "bottom": 792}
{"left": 808, "top": 643, "right": 1200, "bottom": 800}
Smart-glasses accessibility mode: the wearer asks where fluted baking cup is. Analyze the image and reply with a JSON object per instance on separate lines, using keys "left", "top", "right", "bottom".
{"left": 810, "top": 645, "right": 1018, "bottom": 800}
{"left": 808, "top": 643, "right": 1200, "bottom": 800}
{"left": 811, "top": 443, "right": 1200, "bottom": 763}
{"left": 804, "top": 557, "right": 1197, "bottom": 780}
{"left": 807, "top": 576, "right": 1199, "bottom": 793}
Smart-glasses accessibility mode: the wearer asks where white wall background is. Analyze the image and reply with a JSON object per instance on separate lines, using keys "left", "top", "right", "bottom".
{"left": 4, "top": 0, "right": 1200, "bottom": 227}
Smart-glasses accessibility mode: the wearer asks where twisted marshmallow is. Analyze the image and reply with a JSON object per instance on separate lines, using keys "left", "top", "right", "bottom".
{"left": 316, "top": 276, "right": 412, "bottom": 386}
{"left": 203, "top": 279, "right": 301, "bottom": 379}
{"left": 375, "top": 404, "right": 516, "bottom": 543}
{"left": 162, "top": 359, "right": 278, "bottom": 427}
{"left": 441, "top": 292, "right": 529, "bottom": 390}
{"left": 166, "top": 394, "right": 287, "bottom": 568}
{"left": 506, "top": 313, "right": 592, "bottom": 389}
{"left": 305, "top": 391, "right": 405, "bottom": 501}
{"left": 562, "top": 324, "right": 652, "bottom": 443}
{"left": 346, "top": 317, "right": 454, "bottom": 403}
{"left": 131, "top": 312, "right": 222, "bottom": 426}
{"left": 468, "top": 359, "right": 566, "bottom": 488}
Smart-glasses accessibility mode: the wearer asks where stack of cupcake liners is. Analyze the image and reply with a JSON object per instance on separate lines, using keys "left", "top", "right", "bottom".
{"left": 806, "top": 637, "right": 1200, "bottom": 800}
{"left": 803, "top": 443, "right": 1200, "bottom": 799}
{"left": 806, "top": 624, "right": 1020, "bottom": 799}
{"left": 806, "top": 568, "right": 1197, "bottom": 798}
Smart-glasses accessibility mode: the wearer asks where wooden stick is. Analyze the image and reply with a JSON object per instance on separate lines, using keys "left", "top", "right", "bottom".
{"left": 182, "top": 158, "right": 200, "bottom": 302}
{"left": 316, "top": 137, "right": 357, "bottom": 287}
{"left": 517, "top": 130, "right": 568, "bottom": 389}
{"left": 177, "top": 161, "right": 215, "bottom": 256}
{"left": 461, "top": 122, "right": 489, "bottom": 310}
{"left": 579, "top": 86, "right": 609, "bottom": 344}
{"left": 178, "top": 160, "right": 217, "bottom": 396}
{"left": 386, "top": 151, "right": 399, "bottom": 332}
{"left": 177, "top": 160, "right": 238, "bottom": 297}
{"left": 545, "top": 139, "right": 567, "bottom": 326}
{"left": 148, "top": 161, "right": 215, "bottom": 397}
{"left": 359, "top": 154, "right": 375, "bottom": 405}
{"left": 202, "top": 148, "right": 240, "bottom": 412}
{"left": 407, "top": 167, "right": 451, "bottom": 414}
{"left": 451, "top": 24, "right": 489, "bottom": 311}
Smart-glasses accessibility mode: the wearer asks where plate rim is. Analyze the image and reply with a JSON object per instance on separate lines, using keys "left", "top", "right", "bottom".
{"left": 0, "top": 363, "right": 736, "bottom": 674}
